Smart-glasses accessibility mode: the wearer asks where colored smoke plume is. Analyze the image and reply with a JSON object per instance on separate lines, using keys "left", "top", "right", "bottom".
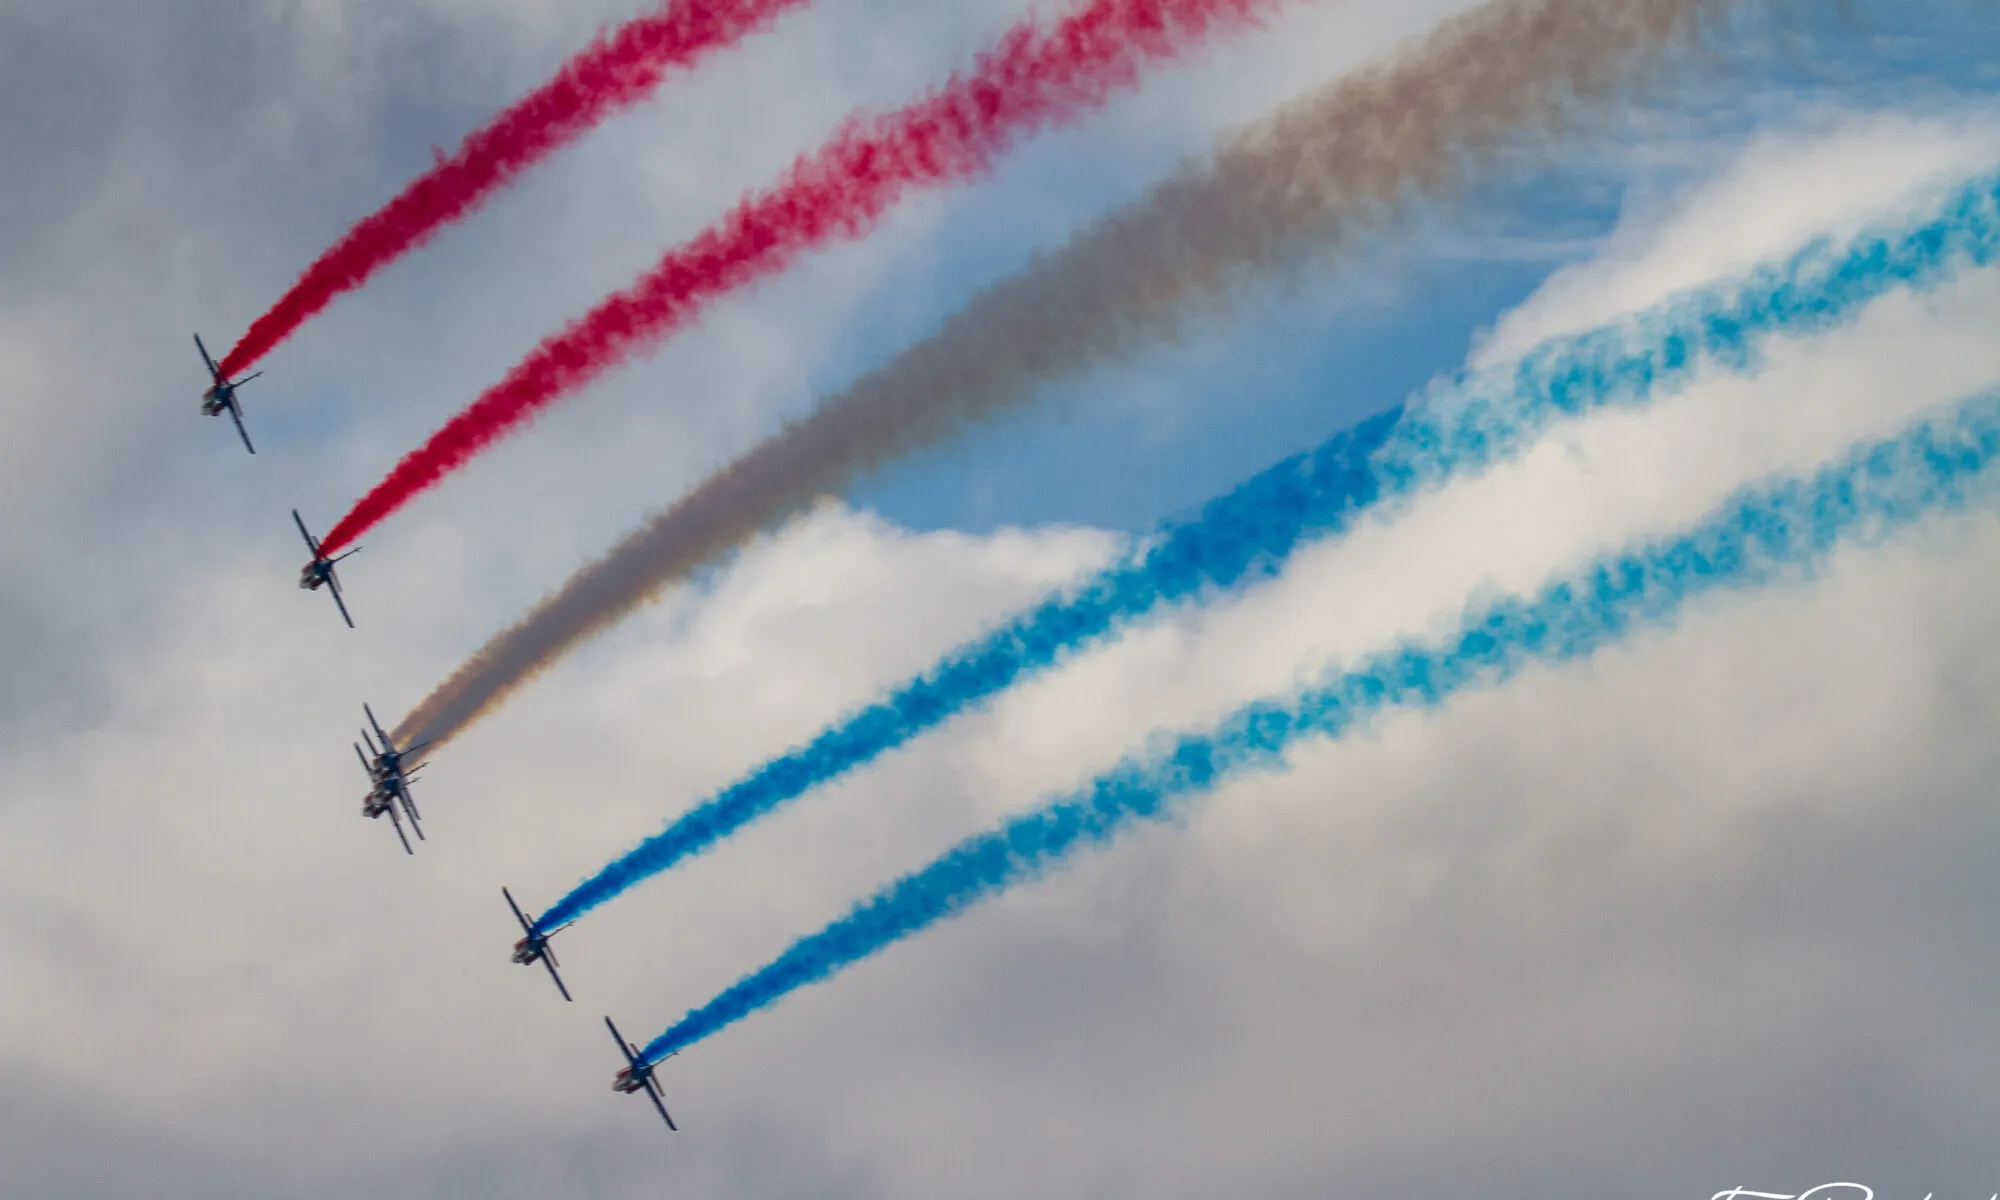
{"left": 638, "top": 386, "right": 2000, "bottom": 1061}
{"left": 318, "top": 0, "right": 1274, "bottom": 553}
{"left": 531, "top": 159, "right": 2000, "bottom": 930}
{"left": 222, "top": 0, "right": 809, "bottom": 377}
{"left": 395, "top": 0, "right": 1727, "bottom": 755}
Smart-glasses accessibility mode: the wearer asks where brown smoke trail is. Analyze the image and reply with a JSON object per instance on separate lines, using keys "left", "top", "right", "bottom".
{"left": 397, "top": 0, "right": 1723, "bottom": 752}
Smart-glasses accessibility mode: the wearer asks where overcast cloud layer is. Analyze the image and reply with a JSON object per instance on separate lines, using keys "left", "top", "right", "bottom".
{"left": 1, "top": 2, "right": 1997, "bottom": 1197}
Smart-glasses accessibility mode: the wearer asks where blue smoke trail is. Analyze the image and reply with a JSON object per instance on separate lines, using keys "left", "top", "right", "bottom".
{"left": 540, "top": 164, "right": 2000, "bottom": 933}
{"left": 637, "top": 387, "right": 2000, "bottom": 1063}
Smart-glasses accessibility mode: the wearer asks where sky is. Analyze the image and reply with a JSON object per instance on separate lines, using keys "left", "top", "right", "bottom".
{"left": 0, "top": 1, "right": 1997, "bottom": 1197}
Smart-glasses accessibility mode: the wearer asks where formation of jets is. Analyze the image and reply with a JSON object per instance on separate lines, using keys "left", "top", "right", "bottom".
{"left": 199, "top": 344, "right": 685, "bottom": 1134}
{"left": 198, "top": 338, "right": 358, "bottom": 631}
{"left": 357, "top": 703, "right": 427, "bottom": 854}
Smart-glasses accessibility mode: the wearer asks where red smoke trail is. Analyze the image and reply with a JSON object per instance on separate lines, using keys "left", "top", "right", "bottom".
{"left": 315, "top": 0, "right": 1269, "bottom": 554}
{"left": 219, "top": 0, "right": 809, "bottom": 379}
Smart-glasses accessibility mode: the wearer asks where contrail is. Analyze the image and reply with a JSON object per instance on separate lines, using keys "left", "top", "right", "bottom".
{"left": 393, "top": 0, "right": 1732, "bottom": 755}
{"left": 528, "top": 164, "right": 2000, "bottom": 931}
{"left": 634, "top": 385, "right": 2000, "bottom": 1063}
{"left": 316, "top": 0, "right": 1276, "bottom": 554}
{"left": 221, "top": 0, "right": 811, "bottom": 378}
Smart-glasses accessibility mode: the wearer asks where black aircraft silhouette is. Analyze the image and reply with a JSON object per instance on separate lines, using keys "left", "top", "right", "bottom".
{"left": 194, "top": 334, "right": 260, "bottom": 454}
{"left": 357, "top": 703, "right": 426, "bottom": 853}
{"left": 293, "top": 510, "right": 358, "bottom": 628}
{"left": 606, "top": 1016, "right": 677, "bottom": 1132}
{"left": 359, "top": 771, "right": 422, "bottom": 855}
{"left": 503, "top": 888, "right": 573, "bottom": 1001}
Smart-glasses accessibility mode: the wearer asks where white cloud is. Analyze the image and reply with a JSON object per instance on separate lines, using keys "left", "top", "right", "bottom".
{"left": 1477, "top": 107, "right": 2000, "bottom": 361}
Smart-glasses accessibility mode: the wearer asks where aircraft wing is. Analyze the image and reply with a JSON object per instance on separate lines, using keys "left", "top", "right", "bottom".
{"left": 227, "top": 398, "right": 256, "bottom": 455}
{"left": 503, "top": 888, "right": 536, "bottom": 936}
{"left": 194, "top": 333, "right": 221, "bottom": 379}
{"left": 326, "top": 574, "right": 356, "bottom": 629}
{"left": 364, "top": 703, "right": 392, "bottom": 748}
{"left": 391, "top": 775, "right": 422, "bottom": 824}
{"left": 540, "top": 954, "right": 574, "bottom": 1003}
{"left": 292, "top": 509, "right": 321, "bottom": 557}
{"left": 387, "top": 805, "right": 414, "bottom": 855}
{"left": 388, "top": 778, "right": 424, "bottom": 840}
{"left": 642, "top": 1077, "right": 677, "bottom": 1131}
{"left": 605, "top": 1017, "right": 638, "bottom": 1065}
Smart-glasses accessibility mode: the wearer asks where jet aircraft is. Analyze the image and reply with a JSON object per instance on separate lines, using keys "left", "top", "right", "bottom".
{"left": 359, "top": 770, "right": 422, "bottom": 855}
{"left": 293, "top": 509, "right": 359, "bottom": 628}
{"left": 503, "top": 887, "right": 573, "bottom": 1001}
{"left": 194, "top": 334, "right": 260, "bottom": 454}
{"left": 357, "top": 704, "right": 428, "bottom": 854}
{"left": 605, "top": 1017, "right": 678, "bottom": 1131}
{"left": 360, "top": 704, "right": 426, "bottom": 803}
{"left": 359, "top": 704, "right": 427, "bottom": 789}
